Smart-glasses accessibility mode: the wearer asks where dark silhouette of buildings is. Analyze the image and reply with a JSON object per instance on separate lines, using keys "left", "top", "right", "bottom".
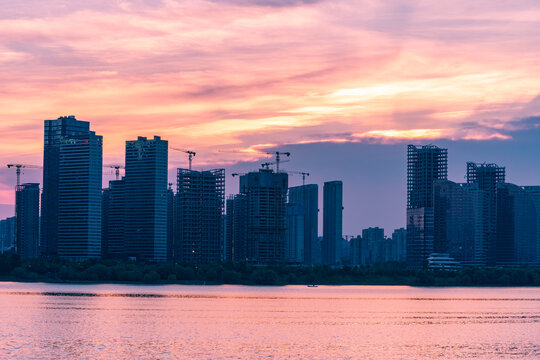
{"left": 41, "top": 116, "right": 96, "bottom": 257}
{"left": 124, "top": 136, "right": 168, "bottom": 262}
{"left": 496, "top": 183, "right": 537, "bottom": 266}
{"left": 523, "top": 186, "right": 540, "bottom": 266}
{"left": 15, "top": 183, "right": 40, "bottom": 258}
{"left": 0, "top": 217, "right": 15, "bottom": 253}
{"left": 287, "top": 184, "right": 319, "bottom": 265}
{"left": 236, "top": 168, "right": 288, "bottom": 265}
{"left": 433, "top": 180, "right": 481, "bottom": 265}
{"left": 225, "top": 194, "right": 248, "bottom": 262}
{"left": 175, "top": 168, "right": 225, "bottom": 264}
{"left": 58, "top": 132, "right": 103, "bottom": 259}
{"left": 322, "top": 180, "right": 343, "bottom": 265}
{"left": 466, "top": 162, "right": 505, "bottom": 265}
{"left": 406, "top": 144, "right": 448, "bottom": 268}
{"left": 102, "top": 179, "right": 126, "bottom": 258}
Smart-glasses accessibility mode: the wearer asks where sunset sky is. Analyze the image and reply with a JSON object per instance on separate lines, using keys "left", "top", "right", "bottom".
{"left": 1, "top": 0, "right": 540, "bottom": 234}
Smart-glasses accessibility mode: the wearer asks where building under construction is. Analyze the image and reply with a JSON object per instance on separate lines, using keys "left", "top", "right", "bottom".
{"left": 239, "top": 168, "right": 288, "bottom": 265}
{"left": 406, "top": 144, "right": 448, "bottom": 268}
{"left": 176, "top": 168, "right": 225, "bottom": 264}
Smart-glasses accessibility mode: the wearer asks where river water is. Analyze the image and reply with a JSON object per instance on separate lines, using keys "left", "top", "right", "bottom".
{"left": 0, "top": 283, "right": 538, "bottom": 359}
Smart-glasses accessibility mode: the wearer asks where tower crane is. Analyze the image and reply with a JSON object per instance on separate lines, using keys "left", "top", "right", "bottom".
{"left": 263, "top": 151, "right": 290, "bottom": 173}
{"left": 286, "top": 170, "right": 310, "bottom": 186}
{"left": 170, "top": 147, "right": 196, "bottom": 170}
{"left": 219, "top": 149, "right": 291, "bottom": 173}
{"left": 261, "top": 159, "right": 290, "bottom": 170}
{"left": 6, "top": 164, "right": 41, "bottom": 186}
{"left": 104, "top": 164, "right": 124, "bottom": 180}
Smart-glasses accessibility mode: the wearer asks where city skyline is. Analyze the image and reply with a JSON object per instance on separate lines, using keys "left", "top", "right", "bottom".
{"left": 2, "top": 1, "right": 540, "bottom": 235}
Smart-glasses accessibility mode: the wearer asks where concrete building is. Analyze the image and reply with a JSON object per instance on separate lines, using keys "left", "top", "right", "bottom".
{"left": 41, "top": 116, "right": 95, "bottom": 257}
{"left": 288, "top": 184, "right": 318, "bottom": 265}
{"left": 0, "top": 217, "right": 15, "bottom": 253}
{"left": 466, "top": 162, "right": 505, "bottom": 265}
{"left": 433, "top": 180, "right": 484, "bottom": 266}
{"left": 225, "top": 194, "right": 247, "bottom": 262}
{"left": 323, "top": 180, "right": 343, "bottom": 265}
{"left": 167, "top": 185, "right": 175, "bottom": 262}
{"left": 496, "top": 183, "right": 537, "bottom": 266}
{"left": 406, "top": 144, "right": 447, "bottom": 268}
{"left": 285, "top": 202, "right": 304, "bottom": 263}
{"left": 15, "top": 183, "right": 40, "bottom": 258}
{"left": 391, "top": 228, "right": 407, "bottom": 262}
{"left": 124, "top": 136, "right": 168, "bottom": 262}
{"left": 522, "top": 186, "right": 540, "bottom": 266}
{"left": 239, "top": 169, "right": 288, "bottom": 265}
{"left": 102, "top": 179, "right": 126, "bottom": 259}
{"left": 176, "top": 168, "right": 225, "bottom": 264}
{"left": 56, "top": 130, "right": 103, "bottom": 260}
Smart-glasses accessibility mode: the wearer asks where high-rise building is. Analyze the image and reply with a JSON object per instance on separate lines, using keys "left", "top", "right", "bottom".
{"left": 391, "top": 228, "right": 407, "bottom": 262}
{"left": 406, "top": 144, "right": 447, "bottom": 268}
{"left": 467, "top": 162, "right": 505, "bottom": 265}
{"left": 360, "top": 227, "right": 385, "bottom": 265}
{"left": 239, "top": 169, "right": 288, "bottom": 265}
{"left": 42, "top": 116, "right": 93, "bottom": 257}
{"left": 175, "top": 168, "right": 225, "bottom": 264}
{"left": 0, "top": 217, "right": 15, "bottom": 253}
{"left": 285, "top": 202, "right": 304, "bottom": 263}
{"left": 56, "top": 131, "right": 103, "bottom": 260}
{"left": 124, "top": 136, "right": 168, "bottom": 262}
{"left": 288, "top": 184, "right": 318, "bottom": 265}
{"left": 15, "top": 183, "right": 40, "bottom": 258}
{"left": 496, "top": 183, "right": 537, "bottom": 266}
{"left": 433, "top": 180, "right": 484, "bottom": 266}
{"left": 522, "top": 186, "right": 540, "bottom": 266}
{"left": 102, "top": 179, "right": 126, "bottom": 259}
{"left": 167, "top": 185, "right": 175, "bottom": 262}
{"left": 225, "top": 194, "right": 247, "bottom": 262}
{"left": 322, "top": 180, "right": 343, "bottom": 265}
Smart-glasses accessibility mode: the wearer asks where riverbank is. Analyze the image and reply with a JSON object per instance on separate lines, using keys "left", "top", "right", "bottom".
{"left": 1, "top": 254, "right": 539, "bottom": 286}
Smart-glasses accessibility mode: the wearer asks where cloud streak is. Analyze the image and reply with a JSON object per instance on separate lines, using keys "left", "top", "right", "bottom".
{"left": 0, "top": 0, "right": 540, "bottom": 203}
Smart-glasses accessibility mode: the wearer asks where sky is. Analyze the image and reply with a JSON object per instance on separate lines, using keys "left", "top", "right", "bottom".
{"left": 1, "top": 0, "right": 540, "bottom": 235}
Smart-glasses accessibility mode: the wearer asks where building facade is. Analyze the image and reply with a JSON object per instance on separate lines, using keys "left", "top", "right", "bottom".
{"left": 56, "top": 131, "right": 103, "bottom": 260}
{"left": 175, "top": 168, "right": 225, "bottom": 264}
{"left": 15, "top": 183, "right": 40, "bottom": 258}
{"left": 322, "top": 180, "right": 343, "bottom": 265}
{"left": 124, "top": 136, "right": 168, "bottom": 262}
{"left": 239, "top": 169, "right": 288, "bottom": 265}
{"left": 41, "top": 116, "right": 93, "bottom": 257}
{"left": 288, "top": 184, "right": 318, "bottom": 265}
{"left": 406, "top": 144, "right": 447, "bottom": 268}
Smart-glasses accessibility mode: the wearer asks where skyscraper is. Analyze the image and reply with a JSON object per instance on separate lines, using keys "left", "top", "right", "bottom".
{"left": 175, "top": 168, "right": 225, "bottom": 264}
{"left": 406, "top": 144, "right": 447, "bottom": 268}
{"left": 522, "top": 186, "right": 540, "bottom": 266}
{"left": 288, "top": 184, "right": 318, "bottom": 265}
{"left": 433, "top": 180, "right": 480, "bottom": 265}
{"left": 225, "top": 194, "right": 247, "bottom": 262}
{"left": 102, "top": 179, "right": 126, "bottom": 259}
{"left": 167, "top": 185, "right": 175, "bottom": 262}
{"left": 57, "top": 131, "right": 103, "bottom": 259}
{"left": 239, "top": 168, "right": 288, "bottom": 265}
{"left": 496, "top": 183, "right": 537, "bottom": 266}
{"left": 285, "top": 202, "right": 304, "bottom": 263}
{"left": 124, "top": 136, "right": 168, "bottom": 262}
{"left": 41, "top": 115, "right": 93, "bottom": 257}
{"left": 322, "top": 180, "right": 343, "bottom": 265}
{"left": 467, "top": 162, "right": 505, "bottom": 265}
{"left": 15, "top": 183, "right": 40, "bottom": 258}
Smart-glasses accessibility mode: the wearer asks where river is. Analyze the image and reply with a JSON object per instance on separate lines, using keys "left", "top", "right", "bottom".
{"left": 0, "top": 283, "right": 538, "bottom": 359}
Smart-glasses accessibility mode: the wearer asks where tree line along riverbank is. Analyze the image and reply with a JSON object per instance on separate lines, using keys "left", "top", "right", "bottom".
{"left": 0, "top": 254, "right": 539, "bottom": 286}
